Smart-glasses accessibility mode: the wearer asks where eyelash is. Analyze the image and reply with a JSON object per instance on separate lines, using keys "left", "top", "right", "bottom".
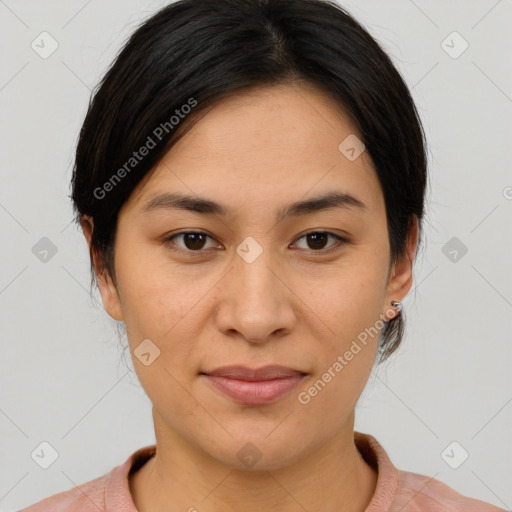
{"left": 163, "top": 230, "right": 350, "bottom": 256}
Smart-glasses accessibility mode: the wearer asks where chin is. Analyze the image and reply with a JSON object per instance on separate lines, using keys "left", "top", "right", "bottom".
{"left": 204, "top": 433, "right": 309, "bottom": 472}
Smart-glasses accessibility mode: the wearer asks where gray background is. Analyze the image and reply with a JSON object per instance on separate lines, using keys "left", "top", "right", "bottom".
{"left": 1, "top": 0, "right": 511, "bottom": 510}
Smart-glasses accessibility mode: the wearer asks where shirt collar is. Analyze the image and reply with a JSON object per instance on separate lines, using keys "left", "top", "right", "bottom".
{"left": 104, "top": 431, "right": 399, "bottom": 511}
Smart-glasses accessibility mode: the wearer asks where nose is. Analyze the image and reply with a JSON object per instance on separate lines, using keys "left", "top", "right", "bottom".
{"left": 214, "top": 246, "right": 297, "bottom": 344}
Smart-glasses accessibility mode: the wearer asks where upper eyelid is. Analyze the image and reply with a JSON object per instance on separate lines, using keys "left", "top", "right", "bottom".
{"left": 165, "top": 230, "right": 347, "bottom": 250}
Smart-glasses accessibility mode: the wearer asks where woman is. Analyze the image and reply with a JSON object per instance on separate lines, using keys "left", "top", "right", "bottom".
{"left": 20, "top": 0, "right": 505, "bottom": 510}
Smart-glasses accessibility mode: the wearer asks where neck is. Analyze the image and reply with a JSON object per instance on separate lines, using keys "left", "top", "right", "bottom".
{"left": 130, "top": 409, "right": 377, "bottom": 512}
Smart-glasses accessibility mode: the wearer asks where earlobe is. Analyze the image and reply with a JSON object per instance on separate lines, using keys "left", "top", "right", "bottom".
{"left": 80, "top": 215, "right": 124, "bottom": 322}
{"left": 96, "top": 269, "right": 124, "bottom": 322}
{"left": 80, "top": 215, "right": 94, "bottom": 246}
{"left": 383, "top": 216, "right": 419, "bottom": 319}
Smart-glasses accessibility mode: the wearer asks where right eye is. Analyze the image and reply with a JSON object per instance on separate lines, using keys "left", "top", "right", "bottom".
{"left": 163, "top": 231, "right": 222, "bottom": 253}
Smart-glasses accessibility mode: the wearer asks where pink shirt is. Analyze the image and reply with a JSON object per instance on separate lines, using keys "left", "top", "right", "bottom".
{"left": 19, "top": 431, "right": 506, "bottom": 511}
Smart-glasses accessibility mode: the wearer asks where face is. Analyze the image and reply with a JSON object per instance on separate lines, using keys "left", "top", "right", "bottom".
{"left": 85, "top": 81, "right": 416, "bottom": 470}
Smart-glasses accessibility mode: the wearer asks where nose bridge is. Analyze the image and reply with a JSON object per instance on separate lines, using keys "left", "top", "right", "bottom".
{"left": 237, "top": 240, "right": 278, "bottom": 299}
{"left": 215, "top": 237, "right": 296, "bottom": 342}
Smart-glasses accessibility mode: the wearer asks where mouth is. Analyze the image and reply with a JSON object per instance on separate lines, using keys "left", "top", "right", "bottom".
{"left": 200, "top": 365, "right": 308, "bottom": 405}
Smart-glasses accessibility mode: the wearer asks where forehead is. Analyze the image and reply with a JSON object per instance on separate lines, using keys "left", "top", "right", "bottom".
{"left": 124, "top": 82, "right": 382, "bottom": 218}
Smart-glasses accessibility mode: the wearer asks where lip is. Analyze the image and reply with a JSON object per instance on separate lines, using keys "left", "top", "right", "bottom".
{"left": 201, "top": 365, "right": 308, "bottom": 405}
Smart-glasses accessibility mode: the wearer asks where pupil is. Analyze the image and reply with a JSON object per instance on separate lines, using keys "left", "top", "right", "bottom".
{"left": 185, "top": 233, "right": 206, "bottom": 250}
{"left": 182, "top": 233, "right": 329, "bottom": 251}
{"left": 308, "top": 233, "right": 327, "bottom": 250}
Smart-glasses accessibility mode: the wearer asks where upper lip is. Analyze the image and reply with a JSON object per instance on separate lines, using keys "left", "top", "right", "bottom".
{"left": 202, "top": 365, "right": 308, "bottom": 381}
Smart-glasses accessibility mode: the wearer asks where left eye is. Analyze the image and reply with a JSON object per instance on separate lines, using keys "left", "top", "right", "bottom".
{"left": 164, "top": 231, "right": 348, "bottom": 253}
{"left": 293, "top": 232, "right": 347, "bottom": 252}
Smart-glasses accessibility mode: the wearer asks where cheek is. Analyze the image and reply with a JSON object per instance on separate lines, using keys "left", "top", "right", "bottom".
{"left": 116, "top": 261, "right": 218, "bottom": 381}
{"left": 115, "top": 241, "right": 196, "bottom": 330}
{"left": 298, "top": 262, "right": 386, "bottom": 412}
{"left": 296, "top": 271, "right": 383, "bottom": 416}
{"left": 118, "top": 272, "right": 205, "bottom": 411}
{"left": 308, "top": 258, "right": 387, "bottom": 339}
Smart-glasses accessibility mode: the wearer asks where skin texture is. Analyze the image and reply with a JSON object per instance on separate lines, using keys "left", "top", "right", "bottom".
{"left": 81, "top": 81, "right": 418, "bottom": 512}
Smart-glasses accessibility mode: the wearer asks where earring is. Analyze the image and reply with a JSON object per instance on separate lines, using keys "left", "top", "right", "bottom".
{"left": 391, "top": 300, "right": 402, "bottom": 313}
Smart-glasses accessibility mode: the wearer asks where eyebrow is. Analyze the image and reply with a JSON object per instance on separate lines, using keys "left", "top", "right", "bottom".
{"left": 141, "top": 190, "right": 367, "bottom": 221}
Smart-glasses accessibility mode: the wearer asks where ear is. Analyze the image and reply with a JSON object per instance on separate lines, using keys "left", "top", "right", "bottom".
{"left": 80, "top": 215, "right": 124, "bottom": 322}
{"left": 383, "top": 215, "right": 419, "bottom": 321}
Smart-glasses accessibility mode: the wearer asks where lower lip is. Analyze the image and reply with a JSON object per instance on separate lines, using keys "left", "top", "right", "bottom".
{"left": 202, "top": 374, "right": 306, "bottom": 405}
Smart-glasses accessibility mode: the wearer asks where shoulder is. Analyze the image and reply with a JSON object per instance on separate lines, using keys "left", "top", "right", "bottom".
{"left": 17, "top": 473, "right": 110, "bottom": 512}
{"left": 393, "top": 469, "right": 507, "bottom": 511}
{"left": 354, "top": 432, "right": 506, "bottom": 512}
{"left": 17, "top": 444, "right": 156, "bottom": 512}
